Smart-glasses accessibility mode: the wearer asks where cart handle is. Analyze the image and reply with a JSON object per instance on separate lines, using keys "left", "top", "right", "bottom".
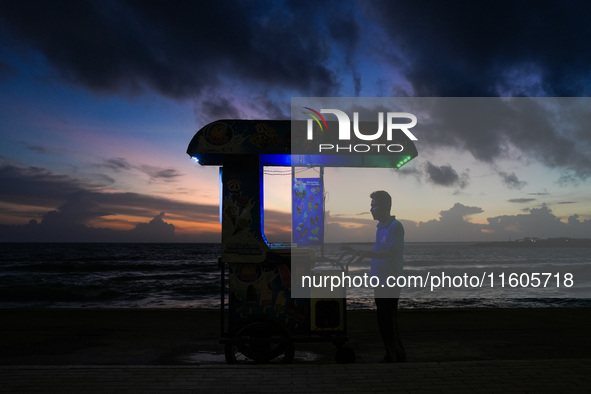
{"left": 316, "top": 250, "right": 362, "bottom": 275}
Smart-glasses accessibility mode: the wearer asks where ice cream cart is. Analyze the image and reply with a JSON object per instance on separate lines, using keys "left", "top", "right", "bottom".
{"left": 186, "top": 119, "right": 417, "bottom": 363}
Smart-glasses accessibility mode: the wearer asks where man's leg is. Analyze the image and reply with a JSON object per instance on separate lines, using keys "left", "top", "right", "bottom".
{"left": 375, "top": 297, "right": 406, "bottom": 362}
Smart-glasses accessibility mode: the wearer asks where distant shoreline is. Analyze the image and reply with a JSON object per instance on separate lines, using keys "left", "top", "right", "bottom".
{"left": 2, "top": 239, "right": 590, "bottom": 246}
{"left": 471, "top": 238, "right": 591, "bottom": 248}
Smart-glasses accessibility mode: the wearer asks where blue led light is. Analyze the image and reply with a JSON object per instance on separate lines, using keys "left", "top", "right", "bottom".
{"left": 259, "top": 154, "right": 292, "bottom": 166}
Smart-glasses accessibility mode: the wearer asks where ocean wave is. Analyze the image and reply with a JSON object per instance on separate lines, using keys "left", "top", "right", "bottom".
{"left": 1, "top": 242, "right": 590, "bottom": 309}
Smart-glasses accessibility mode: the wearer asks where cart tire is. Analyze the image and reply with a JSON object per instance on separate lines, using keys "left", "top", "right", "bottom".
{"left": 225, "top": 318, "right": 294, "bottom": 364}
{"left": 335, "top": 346, "right": 356, "bottom": 364}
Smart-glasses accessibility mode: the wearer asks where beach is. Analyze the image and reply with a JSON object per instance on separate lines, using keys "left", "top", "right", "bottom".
{"left": 1, "top": 307, "right": 590, "bottom": 365}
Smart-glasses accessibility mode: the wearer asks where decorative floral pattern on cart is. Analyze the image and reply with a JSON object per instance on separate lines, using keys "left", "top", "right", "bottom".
{"left": 292, "top": 178, "right": 323, "bottom": 245}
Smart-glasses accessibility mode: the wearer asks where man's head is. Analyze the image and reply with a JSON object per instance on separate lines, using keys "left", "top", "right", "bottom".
{"left": 370, "top": 190, "right": 392, "bottom": 222}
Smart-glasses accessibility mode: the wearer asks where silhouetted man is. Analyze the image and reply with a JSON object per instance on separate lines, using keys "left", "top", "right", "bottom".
{"left": 348, "top": 190, "right": 406, "bottom": 362}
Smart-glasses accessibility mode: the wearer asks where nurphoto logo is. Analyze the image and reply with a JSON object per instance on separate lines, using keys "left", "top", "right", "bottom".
{"left": 303, "top": 107, "right": 418, "bottom": 154}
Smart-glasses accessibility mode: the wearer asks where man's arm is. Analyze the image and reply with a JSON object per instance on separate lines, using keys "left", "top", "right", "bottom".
{"left": 356, "top": 248, "right": 390, "bottom": 260}
{"left": 343, "top": 221, "right": 403, "bottom": 260}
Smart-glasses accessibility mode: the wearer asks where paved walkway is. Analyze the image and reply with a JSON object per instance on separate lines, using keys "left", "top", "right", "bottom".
{"left": 1, "top": 359, "right": 590, "bottom": 393}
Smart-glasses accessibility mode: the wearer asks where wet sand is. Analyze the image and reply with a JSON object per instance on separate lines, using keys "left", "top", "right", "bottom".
{"left": 1, "top": 308, "right": 590, "bottom": 365}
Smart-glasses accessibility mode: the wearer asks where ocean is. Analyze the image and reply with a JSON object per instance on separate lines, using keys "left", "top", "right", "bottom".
{"left": 0, "top": 242, "right": 589, "bottom": 309}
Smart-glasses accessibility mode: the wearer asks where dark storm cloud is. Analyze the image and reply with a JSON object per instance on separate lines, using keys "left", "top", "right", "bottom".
{"left": 415, "top": 98, "right": 591, "bottom": 181}
{"left": 497, "top": 171, "right": 526, "bottom": 190}
{"left": 368, "top": 0, "right": 591, "bottom": 96}
{"left": 424, "top": 161, "right": 468, "bottom": 188}
{"left": 261, "top": 209, "right": 292, "bottom": 242}
{"left": 326, "top": 8, "right": 361, "bottom": 95}
{"left": 500, "top": 100, "right": 591, "bottom": 180}
{"left": 198, "top": 95, "right": 243, "bottom": 121}
{"left": 508, "top": 198, "right": 536, "bottom": 204}
{"left": 0, "top": 185, "right": 294, "bottom": 242}
{"left": 394, "top": 164, "right": 422, "bottom": 180}
{"left": 0, "top": 0, "right": 339, "bottom": 100}
{"left": 102, "top": 157, "right": 133, "bottom": 172}
{"left": 0, "top": 164, "right": 84, "bottom": 207}
{"left": 440, "top": 203, "right": 483, "bottom": 220}
{"left": 41, "top": 191, "right": 112, "bottom": 227}
{"left": 99, "top": 158, "right": 182, "bottom": 182}
{"left": 362, "top": 2, "right": 591, "bottom": 180}
{"left": 407, "top": 202, "right": 591, "bottom": 241}
{"left": 3, "top": 1, "right": 590, "bottom": 100}
{"left": 327, "top": 201, "right": 591, "bottom": 242}
{"left": 0, "top": 163, "right": 210, "bottom": 222}
{"left": 138, "top": 165, "right": 183, "bottom": 182}
{"left": 132, "top": 212, "right": 175, "bottom": 242}
{"left": 2, "top": 0, "right": 590, "bottom": 180}
{"left": 406, "top": 203, "right": 486, "bottom": 242}
{"left": 485, "top": 204, "right": 591, "bottom": 239}
{"left": 0, "top": 168, "right": 220, "bottom": 242}
{"left": 0, "top": 208, "right": 178, "bottom": 242}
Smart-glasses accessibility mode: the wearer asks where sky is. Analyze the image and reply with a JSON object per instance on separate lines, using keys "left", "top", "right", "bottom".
{"left": 0, "top": 0, "right": 590, "bottom": 243}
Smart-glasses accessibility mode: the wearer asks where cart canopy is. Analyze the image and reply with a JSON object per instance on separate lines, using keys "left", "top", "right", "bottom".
{"left": 187, "top": 119, "right": 418, "bottom": 168}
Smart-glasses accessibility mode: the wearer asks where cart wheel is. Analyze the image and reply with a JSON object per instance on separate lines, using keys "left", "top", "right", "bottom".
{"left": 225, "top": 318, "right": 294, "bottom": 364}
{"left": 335, "top": 346, "right": 356, "bottom": 364}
